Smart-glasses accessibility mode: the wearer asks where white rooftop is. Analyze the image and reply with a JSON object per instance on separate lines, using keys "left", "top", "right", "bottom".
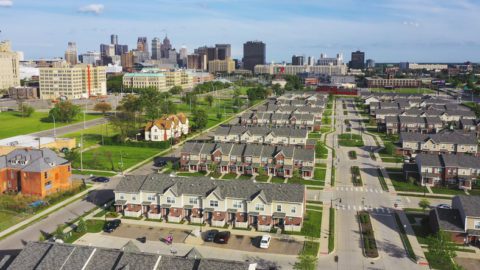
{"left": 0, "top": 135, "right": 57, "bottom": 149}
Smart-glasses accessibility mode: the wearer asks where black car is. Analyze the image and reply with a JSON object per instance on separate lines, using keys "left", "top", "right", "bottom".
{"left": 214, "top": 231, "right": 231, "bottom": 244}
{"left": 104, "top": 219, "right": 121, "bottom": 233}
{"left": 93, "top": 177, "right": 110, "bottom": 183}
{"left": 155, "top": 160, "right": 167, "bottom": 167}
{"left": 205, "top": 229, "right": 219, "bottom": 242}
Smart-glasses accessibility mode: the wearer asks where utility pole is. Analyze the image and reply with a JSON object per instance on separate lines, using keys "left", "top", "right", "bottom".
{"left": 52, "top": 114, "right": 56, "bottom": 138}
{"left": 83, "top": 101, "right": 87, "bottom": 129}
{"left": 80, "top": 132, "right": 83, "bottom": 171}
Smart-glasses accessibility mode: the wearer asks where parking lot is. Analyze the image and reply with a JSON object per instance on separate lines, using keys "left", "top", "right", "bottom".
{"left": 104, "top": 223, "right": 303, "bottom": 255}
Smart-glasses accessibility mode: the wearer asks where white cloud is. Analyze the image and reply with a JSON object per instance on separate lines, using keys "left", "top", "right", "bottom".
{"left": 0, "top": 0, "right": 13, "bottom": 7}
{"left": 78, "top": 4, "right": 104, "bottom": 15}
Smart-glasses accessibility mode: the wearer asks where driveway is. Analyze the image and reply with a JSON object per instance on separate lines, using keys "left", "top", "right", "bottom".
{"left": 106, "top": 223, "right": 191, "bottom": 244}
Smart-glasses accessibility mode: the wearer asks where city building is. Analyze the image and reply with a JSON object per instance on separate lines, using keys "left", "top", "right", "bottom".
{"left": 144, "top": 113, "right": 189, "bottom": 142}
{"left": 307, "top": 56, "right": 316, "bottom": 66}
{"left": 151, "top": 37, "right": 162, "bottom": 60}
{"left": 291, "top": 55, "right": 304, "bottom": 65}
{"left": 384, "top": 116, "right": 444, "bottom": 135}
{"left": 254, "top": 64, "right": 346, "bottom": 76}
{"left": 187, "top": 70, "right": 214, "bottom": 84}
{"left": 408, "top": 63, "right": 448, "bottom": 71}
{"left": 349, "top": 50, "right": 365, "bottom": 69}
{"left": 366, "top": 77, "right": 421, "bottom": 88}
{"left": 8, "top": 86, "right": 39, "bottom": 100}
{"left": 413, "top": 153, "right": 480, "bottom": 189}
{"left": 64, "top": 42, "right": 78, "bottom": 65}
{"left": 8, "top": 242, "right": 256, "bottom": 270}
{"left": 0, "top": 148, "right": 72, "bottom": 198}
{"left": 123, "top": 68, "right": 193, "bottom": 92}
{"left": 215, "top": 44, "right": 231, "bottom": 60}
{"left": 39, "top": 63, "right": 107, "bottom": 99}
{"left": 115, "top": 174, "right": 306, "bottom": 231}
{"left": 208, "top": 58, "right": 235, "bottom": 74}
{"left": 0, "top": 135, "right": 75, "bottom": 155}
{"left": 366, "top": 59, "right": 375, "bottom": 69}
{"left": 317, "top": 53, "right": 343, "bottom": 66}
{"left": 137, "top": 37, "right": 149, "bottom": 54}
{"left": 100, "top": 43, "right": 115, "bottom": 57}
{"left": 80, "top": 51, "right": 101, "bottom": 65}
{"left": 180, "top": 142, "right": 315, "bottom": 179}
{"left": 121, "top": 51, "right": 134, "bottom": 72}
{"left": 161, "top": 35, "right": 172, "bottom": 58}
{"left": 110, "top": 34, "right": 118, "bottom": 45}
{"left": 179, "top": 46, "right": 188, "bottom": 67}
{"left": 243, "top": 41, "right": 266, "bottom": 71}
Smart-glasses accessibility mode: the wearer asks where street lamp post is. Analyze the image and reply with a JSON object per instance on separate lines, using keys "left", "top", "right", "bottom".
{"left": 52, "top": 114, "right": 56, "bottom": 138}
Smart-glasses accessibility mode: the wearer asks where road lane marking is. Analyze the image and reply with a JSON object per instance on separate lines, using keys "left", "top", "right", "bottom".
{"left": 406, "top": 197, "right": 411, "bottom": 203}
{"left": 348, "top": 205, "right": 351, "bottom": 210}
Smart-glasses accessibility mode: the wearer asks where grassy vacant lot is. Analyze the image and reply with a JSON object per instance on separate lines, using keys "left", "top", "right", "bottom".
{"left": 0, "top": 210, "right": 29, "bottom": 233}
{"left": 64, "top": 124, "right": 118, "bottom": 148}
{"left": 338, "top": 133, "right": 364, "bottom": 147}
{"left": 72, "top": 145, "right": 160, "bottom": 171}
{"left": 368, "top": 88, "right": 435, "bottom": 94}
{"left": 0, "top": 111, "right": 101, "bottom": 139}
{"left": 386, "top": 168, "right": 425, "bottom": 192}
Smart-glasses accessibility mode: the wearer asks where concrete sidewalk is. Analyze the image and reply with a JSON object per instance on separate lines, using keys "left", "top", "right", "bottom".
{"left": 319, "top": 205, "right": 331, "bottom": 255}
{"left": 396, "top": 210, "right": 430, "bottom": 267}
{"left": 0, "top": 185, "right": 95, "bottom": 239}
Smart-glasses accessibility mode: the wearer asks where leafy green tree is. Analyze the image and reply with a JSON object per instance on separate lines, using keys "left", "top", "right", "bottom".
{"left": 216, "top": 112, "right": 223, "bottom": 120}
{"left": 205, "top": 95, "right": 214, "bottom": 107}
{"left": 169, "top": 85, "right": 183, "bottom": 95}
{"left": 192, "top": 109, "right": 208, "bottom": 130}
{"left": 48, "top": 101, "right": 81, "bottom": 123}
{"left": 272, "top": 83, "right": 285, "bottom": 95}
{"left": 119, "top": 94, "right": 142, "bottom": 113}
{"left": 109, "top": 112, "right": 137, "bottom": 142}
{"left": 54, "top": 224, "right": 65, "bottom": 240}
{"left": 107, "top": 75, "right": 123, "bottom": 92}
{"left": 18, "top": 103, "right": 35, "bottom": 117}
{"left": 284, "top": 75, "right": 304, "bottom": 91}
{"left": 427, "top": 230, "right": 460, "bottom": 269}
{"left": 93, "top": 102, "right": 112, "bottom": 115}
{"left": 138, "top": 87, "right": 164, "bottom": 120}
{"left": 76, "top": 218, "right": 87, "bottom": 233}
{"left": 182, "top": 92, "right": 198, "bottom": 108}
{"left": 418, "top": 199, "right": 430, "bottom": 213}
{"left": 64, "top": 149, "right": 79, "bottom": 163}
{"left": 247, "top": 86, "right": 267, "bottom": 101}
{"left": 293, "top": 254, "right": 317, "bottom": 270}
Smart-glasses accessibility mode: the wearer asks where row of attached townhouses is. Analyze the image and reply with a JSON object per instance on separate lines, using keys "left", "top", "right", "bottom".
{"left": 374, "top": 108, "right": 476, "bottom": 124}
{"left": 460, "top": 119, "right": 480, "bottom": 137}
{"left": 399, "top": 131, "right": 478, "bottom": 156}
{"left": 276, "top": 92, "right": 327, "bottom": 102}
{"left": 238, "top": 112, "right": 318, "bottom": 131}
{"left": 256, "top": 104, "right": 323, "bottom": 117}
{"left": 180, "top": 142, "right": 315, "bottom": 179}
{"left": 214, "top": 125, "right": 314, "bottom": 148}
{"left": 144, "top": 113, "right": 189, "bottom": 142}
{"left": 368, "top": 99, "right": 466, "bottom": 115}
{"left": 384, "top": 116, "right": 444, "bottom": 134}
{"left": 265, "top": 98, "right": 326, "bottom": 108}
{"left": 114, "top": 174, "right": 306, "bottom": 232}
{"left": 362, "top": 93, "right": 425, "bottom": 105}
{"left": 412, "top": 153, "right": 480, "bottom": 189}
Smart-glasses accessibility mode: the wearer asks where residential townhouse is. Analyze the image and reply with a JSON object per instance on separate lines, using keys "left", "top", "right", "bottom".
{"left": 8, "top": 242, "right": 256, "bottom": 270}
{"left": 238, "top": 112, "right": 318, "bottom": 131}
{"left": 144, "top": 113, "right": 189, "bottom": 142}
{"left": 451, "top": 195, "right": 480, "bottom": 245}
{"left": 460, "top": 119, "right": 480, "bottom": 137}
{"left": 276, "top": 92, "right": 327, "bottom": 102}
{"left": 0, "top": 148, "right": 72, "bottom": 198}
{"left": 362, "top": 93, "right": 425, "bottom": 105}
{"left": 414, "top": 153, "right": 480, "bottom": 189}
{"left": 114, "top": 174, "right": 306, "bottom": 232}
{"left": 266, "top": 98, "right": 326, "bottom": 108}
{"left": 384, "top": 116, "right": 444, "bottom": 134}
{"left": 375, "top": 108, "right": 476, "bottom": 124}
{"left": 180, "top": 142, "right": 315, "bottom": 179}
{"left": 214, "top": 125, "right": 313, "bottom": 148}
{"left": 400, "top": 131, "right": 478, "bottom": 156}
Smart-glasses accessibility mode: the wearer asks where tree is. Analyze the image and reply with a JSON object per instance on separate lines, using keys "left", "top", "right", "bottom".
{"left": 76, "top": 218, "right": 87, "bottom": 233}
{"left": 247, "top": 86, "right": 267, "bottom": 101}
{"left": 137, "top": 87, "right": 164, "bottom": 120}
{"left": 93, "top": 102, "right": 112, "bottom": 115}
{"left": 64, "top": 149, "right": 79, "bottom": 163}
{"left": 169, "top": 85, "right": 183, "bottom": 95}
{"left": 205, "top": 95, "right": 214, "bottom": 107}
{"left": 427, "top": 230, "right": 460, "bottom": 269}
{"left": 418, "top": 198, "right": 430, "bottom": 213}
{"left": 265, "top": 88, "right": 273, "bottom": 97}
{"left": 107, "top": 75, "right": 123, "bottom": 92}
{"left": 48, "top": 101, "right": 81, "bottom": 123}
{"left": 293, "top": 254, "right": 317, "bottom": 270}
{"left": 192, "top": 109, "right": 208, "bottom": 130}
{"left": 182, "top": 92, "right": 198, "bottom": 108}
{"left": 119, "top": 94, "right": 141, "bottom": 113}
{"left": 272, "top": 83, "right": 285, "bottom": 96}
{"left": 109, "top": 112, "right": 137, "bottom": 142}
{"left": 216, "top": 112, "right": 223, "bottom": 120}
{"left": 18, "top": 103, "right": 35, "bottom": 117}
{"left": 54, "top": 224, "right": 65, "bottom": 240}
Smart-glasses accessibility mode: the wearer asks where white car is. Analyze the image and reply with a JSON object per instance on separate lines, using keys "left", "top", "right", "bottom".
{"left": 437, "top": 204, "right": 451, "bottom": 209}
{"left": 260, "top": 235, "right": 271, "bottom": 249}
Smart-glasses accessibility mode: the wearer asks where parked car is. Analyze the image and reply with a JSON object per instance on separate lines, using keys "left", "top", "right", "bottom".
{"left": 214, "top": 231, "right": 231, "bottom": 244}
{"left": 93, "top": 177, "right": 110, "bottom": 183}
{"left": 205, "top": 229, "right": 219, "bottom": 242}
{"left": 104, "top": 219, "right": 121, "bottom": 233}
{"left": 156, "top": 160, "right": 167, "bottom": 167}
{"left": 436, "top": 204, "right": 451, "bottom": 209}
{"left": 260, "top": 235, "right": 271, "bottom": 249}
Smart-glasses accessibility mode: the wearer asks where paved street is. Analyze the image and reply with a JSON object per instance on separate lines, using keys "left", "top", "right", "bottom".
{"left": 323, "top": 98, "right": 427, "bottom": 270}
{"left": 29, "top": 117, "right": 107, "bottom": 138}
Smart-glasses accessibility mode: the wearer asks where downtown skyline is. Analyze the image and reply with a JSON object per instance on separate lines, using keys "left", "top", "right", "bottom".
{"left": 0, "top": 0, "right": 480, "bottom": 63}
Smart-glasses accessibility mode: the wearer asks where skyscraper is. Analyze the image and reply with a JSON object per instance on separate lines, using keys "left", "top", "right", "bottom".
{"left": 137, "top": 37, "right": 148, "bottom": 53}
{"left": 114, "top": 44, "right": 128, "bottom": 56}
{"left": 0, "top": 41, "right": 20, "bottom": 90}
{"left": 64, "top": 42, "right": 78, "bottom": 65}
{"left": 110, "top": 34, "right": 118, "bottom": 45}
{"left": 215, "top": 44, "right": 231, "bottom": 60}
{"left": 100, "top": 44, "right": 115, "bottom": 57}
{"left": 161, "top": 35, "right": 172, "bottom": 58}
{"left": 151, "top": 37, "right": 162, "bottom": 60}
{"left": 292, "top": 55, "right": 304, "bottom": 65}
{"left": 243, "top": 41, "right": 266, "bottom": 71}
{"left": 349, "top": 50, "right": 365, "bottom": 69}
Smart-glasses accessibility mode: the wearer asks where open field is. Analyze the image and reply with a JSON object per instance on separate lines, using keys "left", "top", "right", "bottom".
{"left": 0, "top": 111, "right": 101, "bottom": 139}
{"left": 64, "top": 124, "right": 118, "bottom": 148}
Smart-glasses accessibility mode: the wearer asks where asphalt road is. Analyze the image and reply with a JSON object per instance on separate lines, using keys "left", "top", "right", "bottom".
{"left": 29, "top": 117, "right": 107, "bottom": 138}
{"left": 0, "top": 177, "right": 120, "bottom": 255}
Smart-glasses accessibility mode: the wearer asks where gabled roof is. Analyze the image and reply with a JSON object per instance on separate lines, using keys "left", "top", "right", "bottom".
{"left": 0, "top": 148, "right": 69, "bottom": 172}
{"left": 454, "top": 195, "right": 480, "bottom": 217}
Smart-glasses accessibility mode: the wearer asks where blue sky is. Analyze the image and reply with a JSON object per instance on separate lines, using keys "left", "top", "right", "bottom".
{"left": 0, "top": 0, "right": 479, "bottom": 62}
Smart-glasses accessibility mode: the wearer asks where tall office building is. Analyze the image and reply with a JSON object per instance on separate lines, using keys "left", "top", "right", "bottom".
{"left": 349, "top": 50, "right": 365, "bottom": 69}
{"left": 137, "top": 37, "right": 148, "bottom": 53}
{"left": 307, "top": 56, "right": 315, "bottom": 66}
{"left": 121, "top": 51, "right": 134, "bottom": 72}
{"left": 64, "top": 42, "right": 78, "bottom": 65}
{"left": 215, "top": 44, "right": 231, "bottom": 60}
{"left": 100, "top": 44, "right": 115, "bottom": 57}
{"left": 243, "top": 41, "right": 266, "bottom": 71}
{"left": 151, "top": 37, "right": 162, "bottom": 60}
{"left": 161, "top": 35, "right": 172, "bottom": 58}
{"left": 187, "top": 54, "right": 201, "bottom": 70}
{"left": 0, "top": 41, "right": 20, "bottom": 90}
{"left": 115, "top": 44, "right": 128, "bottom": 56}
{"left": 292, "top": 55, "right": 304, "bottom": 65}
{"left": 81, "top": 51, "right": 101, "bottom": 65}
{"left": 365, "top": 59, "right": 375, "bottom": 69}
{"left": 179, "top": 46, "right": 188, "bottom": 67}
{"left": 110, "top": 34, "right": 118, "bottom": 45}
{"left": 39, "top": 63, "right": 106, "bottom": 99}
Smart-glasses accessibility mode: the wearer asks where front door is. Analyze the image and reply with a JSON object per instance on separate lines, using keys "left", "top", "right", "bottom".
{"left": 17, "top": 171, "right": 22, "bottom": 192}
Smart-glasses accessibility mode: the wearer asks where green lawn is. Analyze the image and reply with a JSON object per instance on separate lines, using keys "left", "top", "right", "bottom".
{"left": 72, "top": 145, "right": 160, "bottom": 171}
{"left": 0, "top": 210, "right": 29, "bottom": 233}
{"left": 338, "top": 133, "right": 364, "bottom": 147}
{"left": 254, "top": 175, "right": 269, "bottom": 182}
{"left": 271, "top": 177, "right": 286, "bottom": 184}
{"left": 320, "top": 126, "right": 331, "bottom": 133}
{"left": 315, "top": 142, "right": 328, "bottom": 159}
{"left": 0, "top": 111, "right": 102, "bottom": 139}
{"left": 368, "top": 88, "right": 435, "bottom": 94}
{"left": 308, "top": 132, "right": 322, "bottom": 139}
{"left": 431, "top": 187, "right": 466, "bottom": 195}
{"left": 313, "top": 168, "right": 326, "bottom": 181}
{"left": 221, "top": 173, "right": 238, "bottom": 180}
{"left": 64, "top": 124, "right": 118, "bottom": 148}
{"left": 72, "top": 169, "right": 117, "bottom": 177}
{"left": 301, "top": 241, "right": 320, "bottom": 256}
{"left": 387, "top": 170, "right": 425, "bottom": 192}
{"left": 301, "top": 210, "right": 322, "bottom": 238}
{"left": 176, "top": 171, "right": 207, "bottom": 177}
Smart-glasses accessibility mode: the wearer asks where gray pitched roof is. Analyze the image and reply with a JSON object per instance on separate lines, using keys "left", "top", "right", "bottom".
{"left": 0, "top": 148, "right": 69, "bottom": 172}
{"left": 415, "top": 153, "right": 442, "bottom": 167}
{"left": 116, "top": 174, "right": 305, "bottom": 203}
{"left": 157, "top": 256, "right": 196, "bottom": 270}
{"left": 455, "top": 195, "right": 480, "bottom": 217}
{"left": 197, "top": 258, "right": 249, "bottom": 270}
{"left": 7, "top": 242, "right": 52, "bottom": 270}
{"left": 114, "top": 252, "right": 160, "bottom": 270}
{"left": 400, "top": 130, "right": 478, "bottom": 145}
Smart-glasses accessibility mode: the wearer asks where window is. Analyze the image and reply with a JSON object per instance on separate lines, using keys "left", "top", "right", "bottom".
{"left": 291, "top": 206, "right": 296, "bottom": 213}
{"left": 167, "top": 197, "right": 175, "bottom": 204}
{"left": 255, "top": 204, "right": 264, "bottom": 211}
{"left": 475, "top": 221, "right": 480, "bottom": 230}
{"left": 210, "top": 200, "right": 218, "bottom": 207}
{"left": 189, "top": 198, "right": 198, "bottom": 204}
{"left": 230, "top": 155, "right": 237, "bottom": 161}
{"left": 277, "top": 205, "right": 282, "bottom": 212}
{"left": 44, "top": 172, "right": 48, "bottom": 178}
{"left": 261, "top": 157, "right": 268, "bottom": 163}
{"left": 120, "top": 195, "right": 124, "bottom": 200}
{"left": 132, "top": 196, "right": 136, "bottom": 201}
{"left": 148, "top": 195, "right": 155, "bottom": 201}
{"left": 245, "top": 157, "right": 252, "bottom": 162}
{"left": 233, "top": 200, "right": 243, "bottom": 208}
